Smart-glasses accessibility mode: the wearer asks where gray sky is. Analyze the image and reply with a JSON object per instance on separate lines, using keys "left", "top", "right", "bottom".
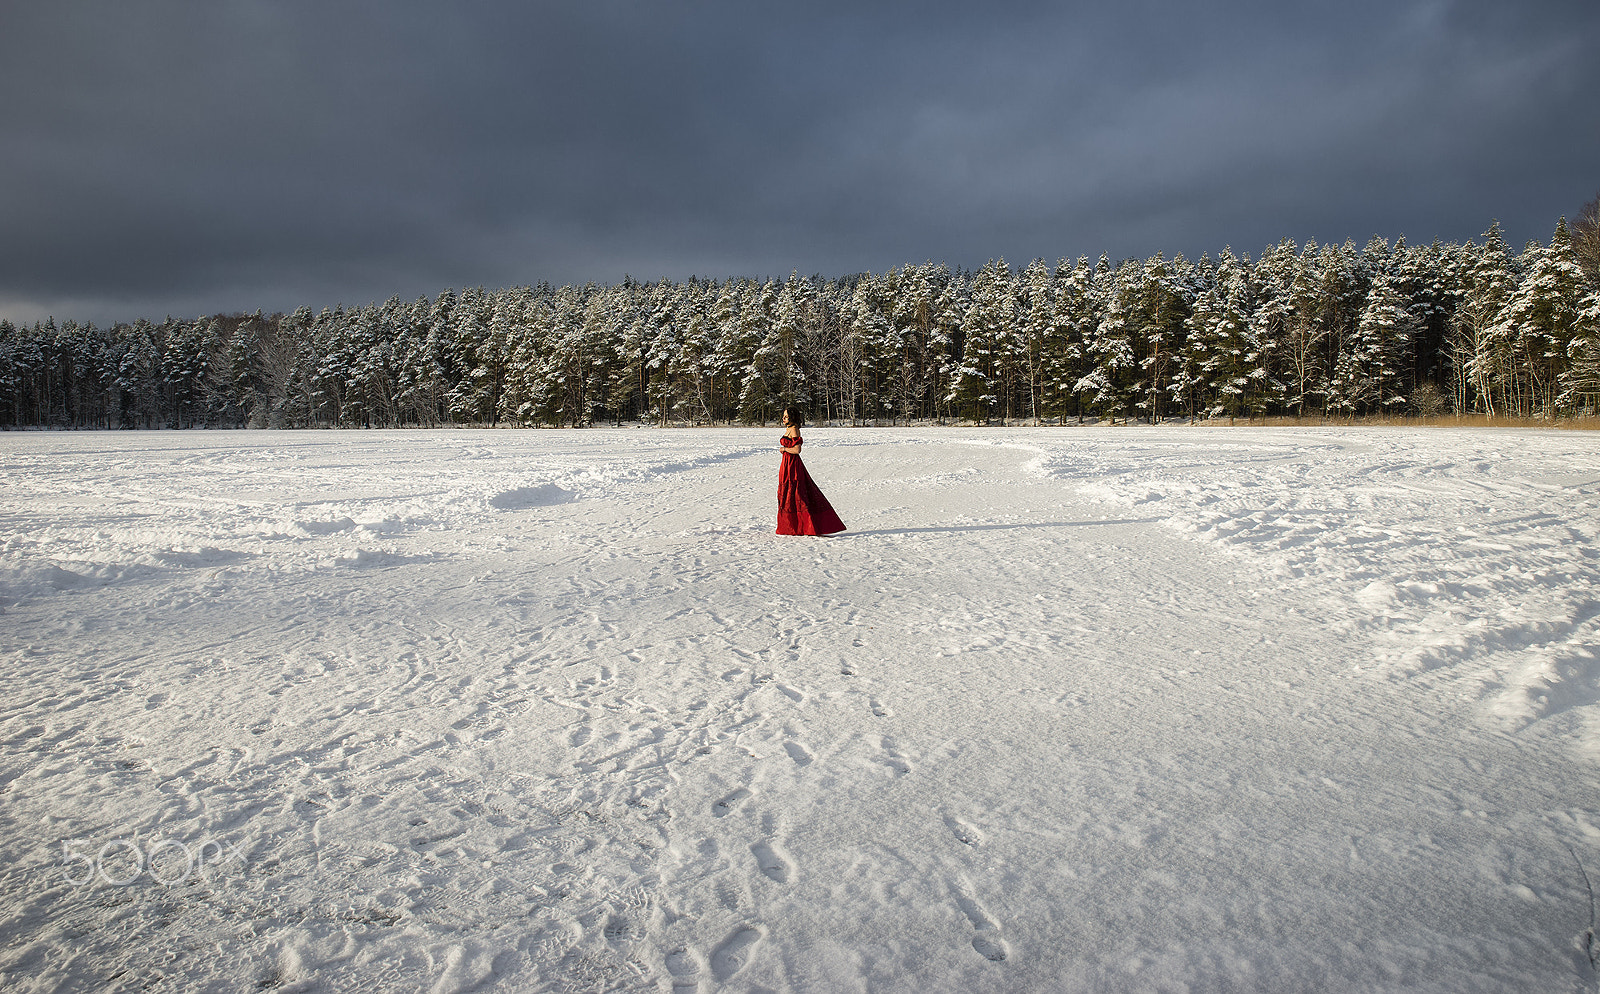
{"left": 3, "top": 0, "right": 1596, "bottom": 326}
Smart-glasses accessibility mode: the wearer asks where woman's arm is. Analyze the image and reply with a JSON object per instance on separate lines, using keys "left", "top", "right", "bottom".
{"left": 780, "top": 441, "right": 801, "bottom": 455}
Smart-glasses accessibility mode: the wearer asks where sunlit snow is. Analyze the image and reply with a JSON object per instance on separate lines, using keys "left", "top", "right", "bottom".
{"left": 2, "top": 426, "right": 1598, "bottom": 992}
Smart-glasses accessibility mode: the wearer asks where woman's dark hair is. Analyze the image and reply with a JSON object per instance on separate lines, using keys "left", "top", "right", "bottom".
{"left": 782, "top": 407, "right": 804, "bottom": 428}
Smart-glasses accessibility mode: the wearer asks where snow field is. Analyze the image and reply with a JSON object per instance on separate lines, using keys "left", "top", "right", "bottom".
{"left": 1, "top": 426, "right": 1598, "bottom": 992}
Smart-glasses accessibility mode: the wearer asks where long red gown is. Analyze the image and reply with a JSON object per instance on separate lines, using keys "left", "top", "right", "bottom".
{"left": 776, "top": 433, "right": 846, "bottom": 536}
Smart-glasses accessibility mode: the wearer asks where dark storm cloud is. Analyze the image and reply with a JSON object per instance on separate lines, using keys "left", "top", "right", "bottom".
{"left": 2, "top": 0, "right": 1596, "bottom": 325}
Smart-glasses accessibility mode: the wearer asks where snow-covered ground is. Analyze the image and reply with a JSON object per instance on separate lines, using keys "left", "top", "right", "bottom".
{"left": 2, "top": 425, "right": 1599, "bottom": 993}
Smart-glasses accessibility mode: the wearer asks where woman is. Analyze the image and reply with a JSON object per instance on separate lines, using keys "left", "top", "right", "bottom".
{"left": 776, "top": 408, "right": 846, "bottom": 536}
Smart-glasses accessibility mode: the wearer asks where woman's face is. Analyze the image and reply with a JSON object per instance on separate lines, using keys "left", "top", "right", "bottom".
{"left": 782, "top": 411, "right": 793, "bottom": 427}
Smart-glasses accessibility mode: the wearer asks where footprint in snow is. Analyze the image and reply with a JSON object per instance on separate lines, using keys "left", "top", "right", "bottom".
{"left": 952, "top": 886, "right": 1010, "bottom": 963}
{"left": 870, "top": 698, "right": 891, "bottom": 717}
{"left": 710, "top": 926, "right": 765, "bottom": 982}
{"left": 664, "top": 947, "right": 702, "bottom": 994}
{"left": 945, "top": 815, "right": 982, "bottom": 847}
{"left": 972, "top": 932, "right": 1009, "bottom": 963}
{"left": 602, "top": 915, "right": 634, "bottom": 945}
{"left": 713, "top": 787, "right": 752, "bottom": 818}
{"left": 750, "top": 841, "right": 793, "bottom": 885}
{"left": 715, "top": 882, "right": 744, "bottom": 912}
{"left": 784, "top": 741, "right": 814, "bottom": 766}
{"left": 880, "top": 737, "right": 911, "bottom": 776}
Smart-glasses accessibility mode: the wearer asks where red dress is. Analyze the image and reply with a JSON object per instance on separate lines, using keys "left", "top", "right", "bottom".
{"left": 776, "top": 433, "right": 846, "bottom": 536}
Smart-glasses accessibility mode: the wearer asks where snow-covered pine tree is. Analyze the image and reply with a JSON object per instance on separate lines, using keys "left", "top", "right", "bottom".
{"left": 111, "top": 318, "right": 158, "bottom": 428}
{"left": 1447, "top": 223, "right": 1518, "bottom": 415}
{"left": 15, "top": 320, "right": 53, "bottom": 425}
{"left": 494, "top": 287, "right": 540, "bottom": 424}
{"left": 0, "top": 320, "right": 18, "bottom": 426}
{"left": 885, "top": 266, "right": 921, "bottom": 421}
{"left": 578, "top": 285, "right": 625, "bottom": 425}
{"left": 1175, "top": 258, "right": 1221, "bottom": 422}
{"left": 674, "top": 282, "right": 719, "bottom": 424}
{"left": 948, "top": 259, "right": 1013, "bottom": 423}
{"left": 1315, "top": 241, "right": 1366, "bottom": 415}
{"left": 0, "top": 320, "right": 29, "bottom": 426}
{"left": 762, "top": 273, "right": 814, "bottom": 417}
{"left": 382, "top": 296, "right": 428, "bottom": 426}
{"left": 734, "top": 279, "right": 778, "bottom": 424}
{"left": 983, "top": 260, "right": 1024, "bottom": 424}
{"left": 1018, "top": 258, "right": 1055, "bottom": 423}
{"left": 927, "top": 270, "right": 966, "bottom": 423}
{"left": 1175, "top": 249, "right": 1253, "bottom": 421}
{"left": 520, "top": 286, "right": 566, "bottom": 426}
{"left": 874, "top": 294, "right": 907, "bottom": 425}
{"left": 341, "top": 304, "right": 389, "bottom": 427}
{"left": 1278, "top": 242, "right": 1329, "bottom": 419}
{"left": 42, "top": 318, "right": 110, "bottom": 427}
{"left": 704, "top": 280, "right": 745, "bottom": 423}
{"left": 1573, "top": 192, "right": 1600, "bottom": 288}
{"left": 1242, "top": 240, "right": 1296, "bottom": 418}
{"left": 1043, "top": 257, "right": 1093, "bottom": 423}
{"left": 838, "top": 277, "right": 873, "bottom": 424}
{"left": 1346, "top": 260, "right": 1415, "bottom": 415}
{"left": 1401, "top": 240, "right": 1455, "bottom": 404}
{"left": 869, "top": 267, "right": 909, "bottom": 424}
{"left": 1496, "top": 218, "right": 1593, "bottom": 417}
{"left": 1076, "top": 257, "right": 1137, "bottom": 423}
{"left": 1131, "top": 252, "right": 1191, "bottom": 423}
{"left": 642, "top": 279, "right": 683, "bottom": 425}
{"left": 157, "top": 317, "right": 216, "bottom": 428}
{"left": 541, "top": 285, "right": 588, "bottom": 426}
{"left": 250, "top": 306, "right": 303, "bottom": 427}
{"left": 441, "top": 287, "right": 496, "bottom": 424}
{"left": 214, "top": 314, "right": 259, "bottom": 427}
{"left": 308, "top": 307, "right": 351, "bottom": 425}
{"left": 407, "top": 289, "right": 455, "bottom": 426}
{"left": 601, "top": 278, "right": 649, "bottom": 424}
{"left": 885, "top": 263, "right": 949, "bottom": 422}
{"left": 1560, "top": 286, "right": 1600, "bottom": 413}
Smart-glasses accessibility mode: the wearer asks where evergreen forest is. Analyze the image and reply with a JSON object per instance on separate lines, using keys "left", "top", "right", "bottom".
{"left": 4, "top": 216, "right": 1599, "bottom": 430}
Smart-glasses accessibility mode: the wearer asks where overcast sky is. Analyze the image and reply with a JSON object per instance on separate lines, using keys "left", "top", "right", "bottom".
{"left": 3, "top": 0, "right": 1597, "bottom": 326}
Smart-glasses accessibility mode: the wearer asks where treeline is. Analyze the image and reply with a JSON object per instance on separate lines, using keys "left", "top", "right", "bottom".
{"left": 3, "top": 219, "right": 1599, "bottom": 430}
